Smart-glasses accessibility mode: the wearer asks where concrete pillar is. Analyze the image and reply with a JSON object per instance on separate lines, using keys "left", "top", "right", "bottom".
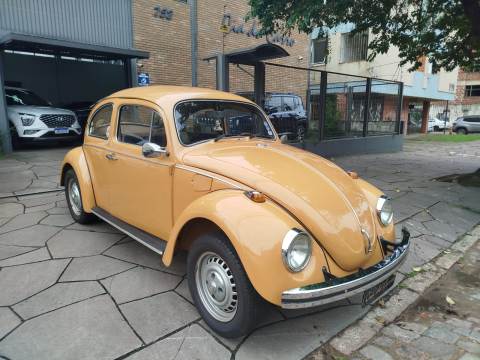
{"left": 0, "top": 52, "right": 12, "bottom": 153}
{"left": 421, "top": 100, "right": 430, "bottom": 134}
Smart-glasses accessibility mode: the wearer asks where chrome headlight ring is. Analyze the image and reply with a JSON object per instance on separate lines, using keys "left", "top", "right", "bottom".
{"left": 376, "top": 195, "right": 393, "bottom": 226}
{"left": 281, "top": 229, "right": 312, "bottom": 272}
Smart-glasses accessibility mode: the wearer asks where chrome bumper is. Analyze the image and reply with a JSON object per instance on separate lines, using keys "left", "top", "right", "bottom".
{"left": 281, "top": 228, "right": 410, "bottom": 309}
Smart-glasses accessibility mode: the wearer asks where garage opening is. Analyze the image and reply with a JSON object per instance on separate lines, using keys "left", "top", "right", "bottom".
{"left": 0, "top": 32, "right": 149, "bottom": 152}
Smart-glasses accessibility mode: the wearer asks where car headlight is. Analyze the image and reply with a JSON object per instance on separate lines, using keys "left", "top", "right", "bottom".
{"left": 19, "top": 113, "right": 36, "bottom": 126}
{"left": 376, "top": 196, "right": 393, "bottom": 226}
{"left": 282, "top": 229, "right": 312, "bottom": 272}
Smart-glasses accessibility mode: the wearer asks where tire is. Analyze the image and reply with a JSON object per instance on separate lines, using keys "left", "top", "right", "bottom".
{"left": 10, "top": 127, "right": 22, "bottom": 150}
{"left": 64, "top": 169, "right": 95, "bottom": 224}
{"left": 456, "top": 127, "right": 468, "bottom": 135}
{"left": 297, "top": 125, "right": 306, "bottom": 142}
{"left": 433, "top": 125, "right": 440, "bottom": 132}
{"left": 187, "top": 232, "right": 258, "bottom": 338}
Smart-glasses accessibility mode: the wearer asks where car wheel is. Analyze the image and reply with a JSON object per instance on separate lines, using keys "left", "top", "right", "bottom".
{"left": 433, "top": 125, "right": 440, "bottom": 132}
{"left": 297, "top": 126, "right": 306, "bottom": 141}
{"left": 187, "top": 231, "right": 258, "bottom": 338}
{"left": 64, "top": 169, "right": 95, "bottom": 224}
{"left": 9, "top": 127, "right": 22, "bottom": 150}
{"left": 456, "top": 128, "right": 468, "bottom": 135}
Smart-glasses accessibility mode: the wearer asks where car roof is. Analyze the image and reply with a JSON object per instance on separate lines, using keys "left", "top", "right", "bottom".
{"left": 106, "top": 85, "right": 254, "bottom": 106}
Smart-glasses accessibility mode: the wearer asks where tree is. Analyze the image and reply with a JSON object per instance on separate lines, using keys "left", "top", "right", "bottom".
{"left": 247, "top": 0, "right": 480, "bottom": 72}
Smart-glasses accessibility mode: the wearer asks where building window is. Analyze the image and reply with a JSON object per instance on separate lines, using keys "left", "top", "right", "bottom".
{"left": 465, "top": 85, "right": 480, "bottom": 97}
{"left": 311, "top": 37, "right": 328, "bottom": 64}
{"left": 340, "top": 31, "right": 368, "bottom": 63}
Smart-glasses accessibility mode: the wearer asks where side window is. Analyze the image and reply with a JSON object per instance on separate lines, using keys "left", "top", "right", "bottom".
{"left": 117, "top": 105, "right": 166, "bottom": 146}
{"left": 89, "top": 105, "right": 113, "bottom": 139}
{"left": 283, "top": 96, "right": 295, "bottom": 111}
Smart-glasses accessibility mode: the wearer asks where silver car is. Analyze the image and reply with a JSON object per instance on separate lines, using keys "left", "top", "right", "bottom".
{"left": 453, "top": 116, "right": 480, "bottom": 134}
{"left": 5, "top": 86, "right": 81, "bottom": 148}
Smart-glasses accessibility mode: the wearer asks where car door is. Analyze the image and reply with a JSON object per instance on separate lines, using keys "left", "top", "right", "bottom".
{"left": 472, "top": 117, "right": 480, "bottom": 132}
{"left": 82, "top": 103, "right": 115, "bottom": 209}
{"left": 106, "top": 100, "right": 173, "bottom": 241}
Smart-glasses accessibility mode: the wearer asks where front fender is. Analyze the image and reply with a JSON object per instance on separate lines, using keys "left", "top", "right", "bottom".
{"left": 165, "top": 189, "right": 329, "bottom": 305}
{"left": 60, "top": 147, "right": 96, "bottom": 212}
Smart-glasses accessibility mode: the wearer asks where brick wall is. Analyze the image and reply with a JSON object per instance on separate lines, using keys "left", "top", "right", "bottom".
{"left": 132, "top": 0, "right": 310, "bottom": 100}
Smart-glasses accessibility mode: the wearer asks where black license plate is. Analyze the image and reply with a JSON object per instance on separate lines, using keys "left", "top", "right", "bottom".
{"left": 362, "top": 275, "right": 396, "bottom": 306}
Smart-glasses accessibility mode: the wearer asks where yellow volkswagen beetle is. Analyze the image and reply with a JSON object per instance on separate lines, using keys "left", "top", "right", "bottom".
{"left": 61, "top": 86, "right": 410, "bottom": 338}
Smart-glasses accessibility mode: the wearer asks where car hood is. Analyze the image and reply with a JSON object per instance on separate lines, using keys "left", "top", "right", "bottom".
{"left": 182, "top": 141, "right": 378, "bottom": 271}
{"left": 8, "top": 105, "right": 76, "bottom": 116}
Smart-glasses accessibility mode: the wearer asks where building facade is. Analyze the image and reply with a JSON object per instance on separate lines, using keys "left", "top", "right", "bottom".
{"left": 310, "top": 25, "right": 458, "bottom": 134}
{"left": 431, "top": 69, "right": 480, "bottom": 121}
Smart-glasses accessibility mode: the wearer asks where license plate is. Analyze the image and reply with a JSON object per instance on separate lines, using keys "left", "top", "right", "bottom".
{"left": 362, "top": 275, "right": 395, "bottom": 306}
{"left": 54, "top": 128, "right": 69, "bottom": 134}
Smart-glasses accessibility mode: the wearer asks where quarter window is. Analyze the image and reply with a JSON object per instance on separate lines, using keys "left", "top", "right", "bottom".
{"left": 117, "top": 105, "right": 166, "bottom": 147}
{"left": 89, "top": 105, "right": 112, "bottom": 139}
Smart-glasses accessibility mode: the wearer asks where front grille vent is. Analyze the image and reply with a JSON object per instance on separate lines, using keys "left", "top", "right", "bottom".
{"left": 40, "top": 114, "right": 75, "bottom": 128}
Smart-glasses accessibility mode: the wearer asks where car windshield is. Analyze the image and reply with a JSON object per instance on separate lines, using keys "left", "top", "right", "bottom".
{"left": 174, "top": 100, "right": 276, "bottom": 145}
{"left": 5, "top": 88, "right": 50, "bottom": 106}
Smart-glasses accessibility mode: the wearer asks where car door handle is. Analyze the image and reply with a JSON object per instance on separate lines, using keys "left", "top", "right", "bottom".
{"left": 105, "top": 153, "right": 118, "bottom": 161}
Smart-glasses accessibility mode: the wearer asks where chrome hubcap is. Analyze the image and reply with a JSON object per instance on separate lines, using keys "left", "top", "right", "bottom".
{"left": 68, "top": 179, "right": 82, "bottom": 216}
{"left": 195, "top": 252, "right": 237, "bottom": 322}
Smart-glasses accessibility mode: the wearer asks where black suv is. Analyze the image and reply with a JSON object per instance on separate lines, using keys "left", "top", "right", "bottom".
{"left": 237, "top": 92, "right": 307, "bottom": 141}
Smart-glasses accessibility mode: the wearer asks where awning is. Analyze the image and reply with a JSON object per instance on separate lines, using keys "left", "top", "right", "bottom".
{"left": 0, "top": 32, "right": 149, "bottom": 60}
{"left": 204, "top": 43, "right": 289, "bottom": 65}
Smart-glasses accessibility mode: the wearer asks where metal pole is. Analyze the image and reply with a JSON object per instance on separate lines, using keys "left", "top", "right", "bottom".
{"left": 0, "top": 51, "right": 12, "bottom": 153}
{"left": 215, "top": 54, "right": 229, "bottom": 91}
{"left": 190, "top": 0, "right": 198, "bottom": 86}
{"left": 396, "top": 82, "right": 404, "bottom": 134}
{"left": 254, "top": 62, "right": 265, "bottom": 107}
{"left": 443, "top": 100, "right": 449, "bottom": 134}
{"left": 318, "top": 71, "right": 327, "bottom": 141}
{"left": 363, "top": 78, "right": 371, "bottom": 137}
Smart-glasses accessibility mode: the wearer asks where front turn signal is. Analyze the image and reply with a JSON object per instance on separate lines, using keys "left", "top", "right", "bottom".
{"left": 244, "top": 191, "right": 266, "bottom": 203}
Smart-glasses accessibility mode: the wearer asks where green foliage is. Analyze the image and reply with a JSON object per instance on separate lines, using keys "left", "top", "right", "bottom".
{"left": 410, "top": 134, "right": 480, "bottom": 142}
{"left": 247, "top": 0, "right": 480, "bottom": 72}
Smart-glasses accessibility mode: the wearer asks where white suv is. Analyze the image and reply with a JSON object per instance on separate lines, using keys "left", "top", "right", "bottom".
{"left": 5, "top": 87, "right": 81, "bottom": 147}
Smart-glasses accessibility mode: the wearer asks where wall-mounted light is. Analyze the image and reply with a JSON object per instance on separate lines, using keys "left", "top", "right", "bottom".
{"left": 220, "top": 13, "right": 231, "bottom": 33}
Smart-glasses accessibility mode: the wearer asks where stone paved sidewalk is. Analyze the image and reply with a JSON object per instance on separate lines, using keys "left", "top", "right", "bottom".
{"left": 351, "top": 238, "right": 480, "bottom": 360}
{"left": 0, "top": 139, "right": 479, "bottom": 360}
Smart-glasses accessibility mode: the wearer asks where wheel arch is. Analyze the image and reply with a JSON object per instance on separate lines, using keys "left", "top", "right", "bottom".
{"left": 60, "top": 147, "right": 96, "bottom": 212}
{"left": 164, "top": 189, "right": 329, "bottom": 305}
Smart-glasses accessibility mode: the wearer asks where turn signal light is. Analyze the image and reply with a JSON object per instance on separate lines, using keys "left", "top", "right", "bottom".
{"left": 347, "top": 171, "right": 359, "bottom": 179}
{"left": 245, "top": 191, "right": 266, "bottom": 203}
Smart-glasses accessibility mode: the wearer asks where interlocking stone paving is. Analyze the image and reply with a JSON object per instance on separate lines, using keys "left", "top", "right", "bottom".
{"left": 0, "top": 139, "right": 479, "bottom": 359}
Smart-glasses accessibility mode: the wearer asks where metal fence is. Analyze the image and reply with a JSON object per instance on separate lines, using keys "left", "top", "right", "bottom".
{"left": 231, "top": 61, "right": 403, "bottom": 143}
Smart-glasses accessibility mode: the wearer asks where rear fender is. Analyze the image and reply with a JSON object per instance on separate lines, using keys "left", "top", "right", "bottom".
{"left": 60, "top": 147, "right": 96, "bottom": 212}
{"left": 165, "top": 189, "right": 329, "bottom": 305}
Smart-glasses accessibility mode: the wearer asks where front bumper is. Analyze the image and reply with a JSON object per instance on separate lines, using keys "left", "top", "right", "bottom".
{"left": 281, "top": 228, "right": 410, "bottom": 309}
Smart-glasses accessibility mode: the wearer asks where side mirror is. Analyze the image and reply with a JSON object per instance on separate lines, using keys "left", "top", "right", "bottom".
{"left": 280, "top": 134, "right": 288, "bottom": 144}
{"left": 142, "top": 142, "right": 169, "bottom": 158}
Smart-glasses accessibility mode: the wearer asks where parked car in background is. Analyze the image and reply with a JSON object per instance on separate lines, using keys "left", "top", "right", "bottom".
{"left": 61, "top": 85, "right": 410, "bottom": 338}
{"left": 62, "top": 101, "right": 95, "bottom": 134}
{"left": 453, "top": 116, "right": 480, "bottom": 134}
{"left": 237, "top": 92, "right": 307, "bottom": 141}
{"left": 428, "top": 117, "right": 450, "bottom": 132}
{"left": 5, "top": 86, "right": 81, "bottom": 148}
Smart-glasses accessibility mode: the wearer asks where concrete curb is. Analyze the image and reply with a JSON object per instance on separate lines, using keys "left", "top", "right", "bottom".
{"left": 320, "top": 225, "right": 480, "bottom": 357}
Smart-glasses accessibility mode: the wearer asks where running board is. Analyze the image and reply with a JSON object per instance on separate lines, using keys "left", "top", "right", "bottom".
{"left": 91, "top": 207, "right": 166, "bottom": 255}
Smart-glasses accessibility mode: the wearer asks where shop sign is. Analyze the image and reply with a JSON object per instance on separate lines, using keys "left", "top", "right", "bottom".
{"left": 230, "top": 20, "right": 295, "bottom": 47}
{"left": 138, "top": 73, "right": 150, "bottom": 86}
{"left": 153, "top": 6, "right": 173, "bottom": 20}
